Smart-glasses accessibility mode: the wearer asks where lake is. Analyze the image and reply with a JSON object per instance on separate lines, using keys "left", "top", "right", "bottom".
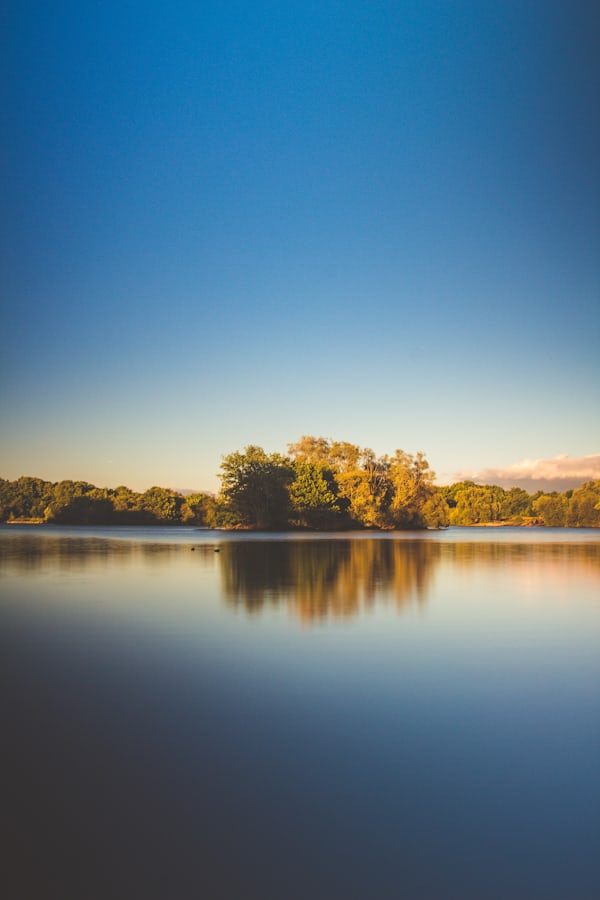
{"left": 1, "top": 526, "right": 599, "bottom": 899}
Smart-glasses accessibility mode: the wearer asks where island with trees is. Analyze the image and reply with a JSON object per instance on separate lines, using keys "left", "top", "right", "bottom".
{"left": 1, "top": 436, "right": 599, "bottom": 529}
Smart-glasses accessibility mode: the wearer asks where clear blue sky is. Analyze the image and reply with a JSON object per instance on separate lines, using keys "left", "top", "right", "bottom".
{"left": 2, "top": 1, "right": 599, "bottom": 492}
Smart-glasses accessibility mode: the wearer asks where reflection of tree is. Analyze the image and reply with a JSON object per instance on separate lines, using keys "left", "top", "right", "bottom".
{"left": 0, "top": 535, "right": 190, "bottom": 574}
{"left": 3, "top": 535, "right": 599, "bottom": 620}
{"left": 440, "top": 540, "right": 600, "bottom": 565}
{"left": 440, "top": 540, "right": 600, "bottom": 583}
{"left": 219, "top": 539, "right": 600, "bottom": 622}
{"left": 219, "top": 540, "right": 442, "bottom": 622}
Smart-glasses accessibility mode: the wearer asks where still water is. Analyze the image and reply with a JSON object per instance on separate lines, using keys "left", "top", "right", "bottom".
{"left": 1, "top": 526, "right": 599, "bottom": 899}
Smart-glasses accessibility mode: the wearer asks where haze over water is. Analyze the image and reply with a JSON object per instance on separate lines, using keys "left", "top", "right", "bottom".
{"left": 2, "top": 526, "right": 599, "bottom": 899}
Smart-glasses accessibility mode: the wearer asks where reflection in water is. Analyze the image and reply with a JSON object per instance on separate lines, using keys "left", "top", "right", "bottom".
{"left": 220, "top": 540, "right": 432, "bottom": 620}
{"left": 2, "top": 533, "right": 599, "bottom": 623}
{"left": 1, "top": 530, "right": 600, "bottom": 899}
{"left": 0, "top": 534, "right": 216, "bottom": 576}
{"left": 444, "top": 539, "right": 600, "bottom": 568}
{"left": 442, "top": 540, "right": 600, "bottom": 600}
{"left": 218, "top": 539, "right": 600, "bottom": 621}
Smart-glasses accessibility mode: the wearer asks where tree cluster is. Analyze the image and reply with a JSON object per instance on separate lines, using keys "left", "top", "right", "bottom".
{"left": 216, "top": 438, "right": 600, "bottom": 530}
{"left": 442, "top": 479, "right": 600, "bottom": 528}
{"left": 0, "top": 477, "right": 215, "bottom": 526}
{"left": 217, "top": 438, "right": 445, "bottom": 530}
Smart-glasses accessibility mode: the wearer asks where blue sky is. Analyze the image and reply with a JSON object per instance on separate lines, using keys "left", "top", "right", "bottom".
{"left": 2, "top": 1, "right": 599, "bottom": 492}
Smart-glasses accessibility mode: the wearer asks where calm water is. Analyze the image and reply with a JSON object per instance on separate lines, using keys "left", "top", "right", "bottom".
{"left": 1, "top": 526, "right": 599, "bottom": 899}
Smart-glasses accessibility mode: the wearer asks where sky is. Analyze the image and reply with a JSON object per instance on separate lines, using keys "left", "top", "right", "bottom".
{"left": 2, "top": 1, "right": 599, "bottom": 493}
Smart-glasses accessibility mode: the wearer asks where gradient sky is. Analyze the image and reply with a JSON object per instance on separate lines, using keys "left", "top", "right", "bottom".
{"left": 2, "top": 1, "right": 599, "bottom": 492}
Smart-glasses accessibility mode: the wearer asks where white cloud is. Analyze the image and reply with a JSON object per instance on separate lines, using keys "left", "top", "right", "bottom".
{"left": 455, "top": 453, "right": 600, "bottom": 491}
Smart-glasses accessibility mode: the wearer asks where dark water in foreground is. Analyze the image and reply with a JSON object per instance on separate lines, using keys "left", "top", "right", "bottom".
{"left": 1, "top": 527, "right": 599, "bottom": 899}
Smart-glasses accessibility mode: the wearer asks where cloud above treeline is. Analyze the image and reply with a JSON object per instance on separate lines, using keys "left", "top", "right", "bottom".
{"left": 455, "top": 453, "right": 600, "bottom": 492}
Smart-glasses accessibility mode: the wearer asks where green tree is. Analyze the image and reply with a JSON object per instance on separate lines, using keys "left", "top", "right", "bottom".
{"left": 477, "top": 485, "right": 504, "bottom": 522}
{"left": 140, "top": 487, "right": 186, "bottom": 523}
{"left": 501, "top": 487, "right": 533, "bottom": 521}
{"left": 0, "top": 478, "right": 8, "bottom": 521}
{"left": 182, "top": 493, "right": 217, "bottom": 526}
{"left": 44, "top": 480, "right": 97, "bottom": 523}
{"left": 289, "top": 461, "right": 342, "bottom": 529}
{"left": 46, "top": 494, "right": 114, "bottom": 524}
{"left": 422, "top": 492, "right": 450, "bottom": 528}
{"left": 111, "top": 485, "right": 142, "bottom": 511}
{"left": 566, "top": 481, "right": 600, "bottom": 527}
{"left": 219, "top": 446, "right": 294, "bottom": 529}
{"left": 447, "top": 483, "right": 508, "bottom": 525}
{"left": 0, "top": 476, "right": 54, "bottom": 521}
{"left": 533, "top": 493, "right": 568, "bottom": 527}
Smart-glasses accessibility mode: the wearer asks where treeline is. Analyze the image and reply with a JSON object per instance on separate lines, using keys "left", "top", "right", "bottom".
{"left": 2, "top": 436, "right": 599, "bottom": 529}
{"left": 0, "top": 478, "right": 215, "bottom": 526}
{"left": 443, "top": 480, "right": 600, "bottom": 527}
{"left": 216, "top": 438, "right": 600, "bottom": 529}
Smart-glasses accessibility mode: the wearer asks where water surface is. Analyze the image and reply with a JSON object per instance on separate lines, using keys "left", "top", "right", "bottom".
{"left": 1, "top": 527, "right": 599, "bottom": 899}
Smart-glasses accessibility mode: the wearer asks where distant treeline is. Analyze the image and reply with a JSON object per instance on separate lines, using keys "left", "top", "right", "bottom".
{"left": 2, "top": 436, "right": 599, "bottom": 529}
{"left": 0, "top": 478, "right": 214, "bottom": 526}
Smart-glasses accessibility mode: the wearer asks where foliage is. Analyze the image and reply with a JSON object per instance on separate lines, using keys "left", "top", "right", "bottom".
{"left": 219, "top": 446, "right": 294, "bottom": 529}
{"left": 443, "top": 481, "right": 537, "bottom": 525}
{"left": 501, "top": 487, "right": 532, "bottom": 520}
{"left": 446, "top": 484, "right": 505, "bottom": 525}
{"left": 0, "top": 476, "right": 54, "bottom": 521}
{"left": 332, "top": 449, "right": 389, "bottom": 528}
{"left": 532, "top": 493, "right": 567, "bottom": 527}
{"left": 140, "top": 487, "right": 186, "bottom": 522}
{"left": 0, "top": 476, "right": 214, "bottom": 526}
{"left": 182, "top": 493, "right": 217, "bottom": 526}
{"left": 566, "top": 481, "right": 600, "bottom": 528}
{"left": 421, "top": 492, "right": 450, "bottom": 528}
{"left": 388, "top": 450, "right": 435, "bottom": 527}
{"left": 1, "top": 456, "right": 598, "bottom": 530}
{"left": 288, "top": 461, "right": 343, "bottom": 529}
{"left": 44, "top": 481, "right": 107, "bottom": 524}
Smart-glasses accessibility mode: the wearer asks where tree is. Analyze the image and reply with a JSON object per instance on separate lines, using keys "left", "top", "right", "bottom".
{"left": 388, "top": 450, "right": 435, "bottom": 528}
{"left": 182, "top": 493, "right": 217, "bottom": 526}
{"left": 45, "top": 493, "right": 114, "bottom": 524}
{"left": 111, "top": 485, "right": 142, "bottom": 511}
{"left": 335, "top": 447, "right": 391, "bottom": 527}
{"left": 533, "top": 493, "right": 567, "bottom": 527}
{"left": 422, "top": 492, "right": 450, "bottom": 528}
{"left": 329, "top": 440, "right": 362, "bottom": 474}
{"left": 44, "top": 480, "right": 97, "bottom": 523}
{"left": 287, "top": 436, "right": 333, "bottom": 466}
{"left": 446, "top": 483, "right": 509, "bottom": 525}
{"left": 566, "top": 481, "right": 600, "bottom": 527}
{"left": 0, "top": 476, "right": 54, "bottom": 521}
{"left": 501, "top": 487, "right": 533, "bottom": 521}
{"left": 140, "top": 487, "right": 186, "bottom": 523}
{"left": 289, "top": 461, "right": 342, "bottom": 529}
{"left": 219, "top": 446, "right": 294, "bottom": 529}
